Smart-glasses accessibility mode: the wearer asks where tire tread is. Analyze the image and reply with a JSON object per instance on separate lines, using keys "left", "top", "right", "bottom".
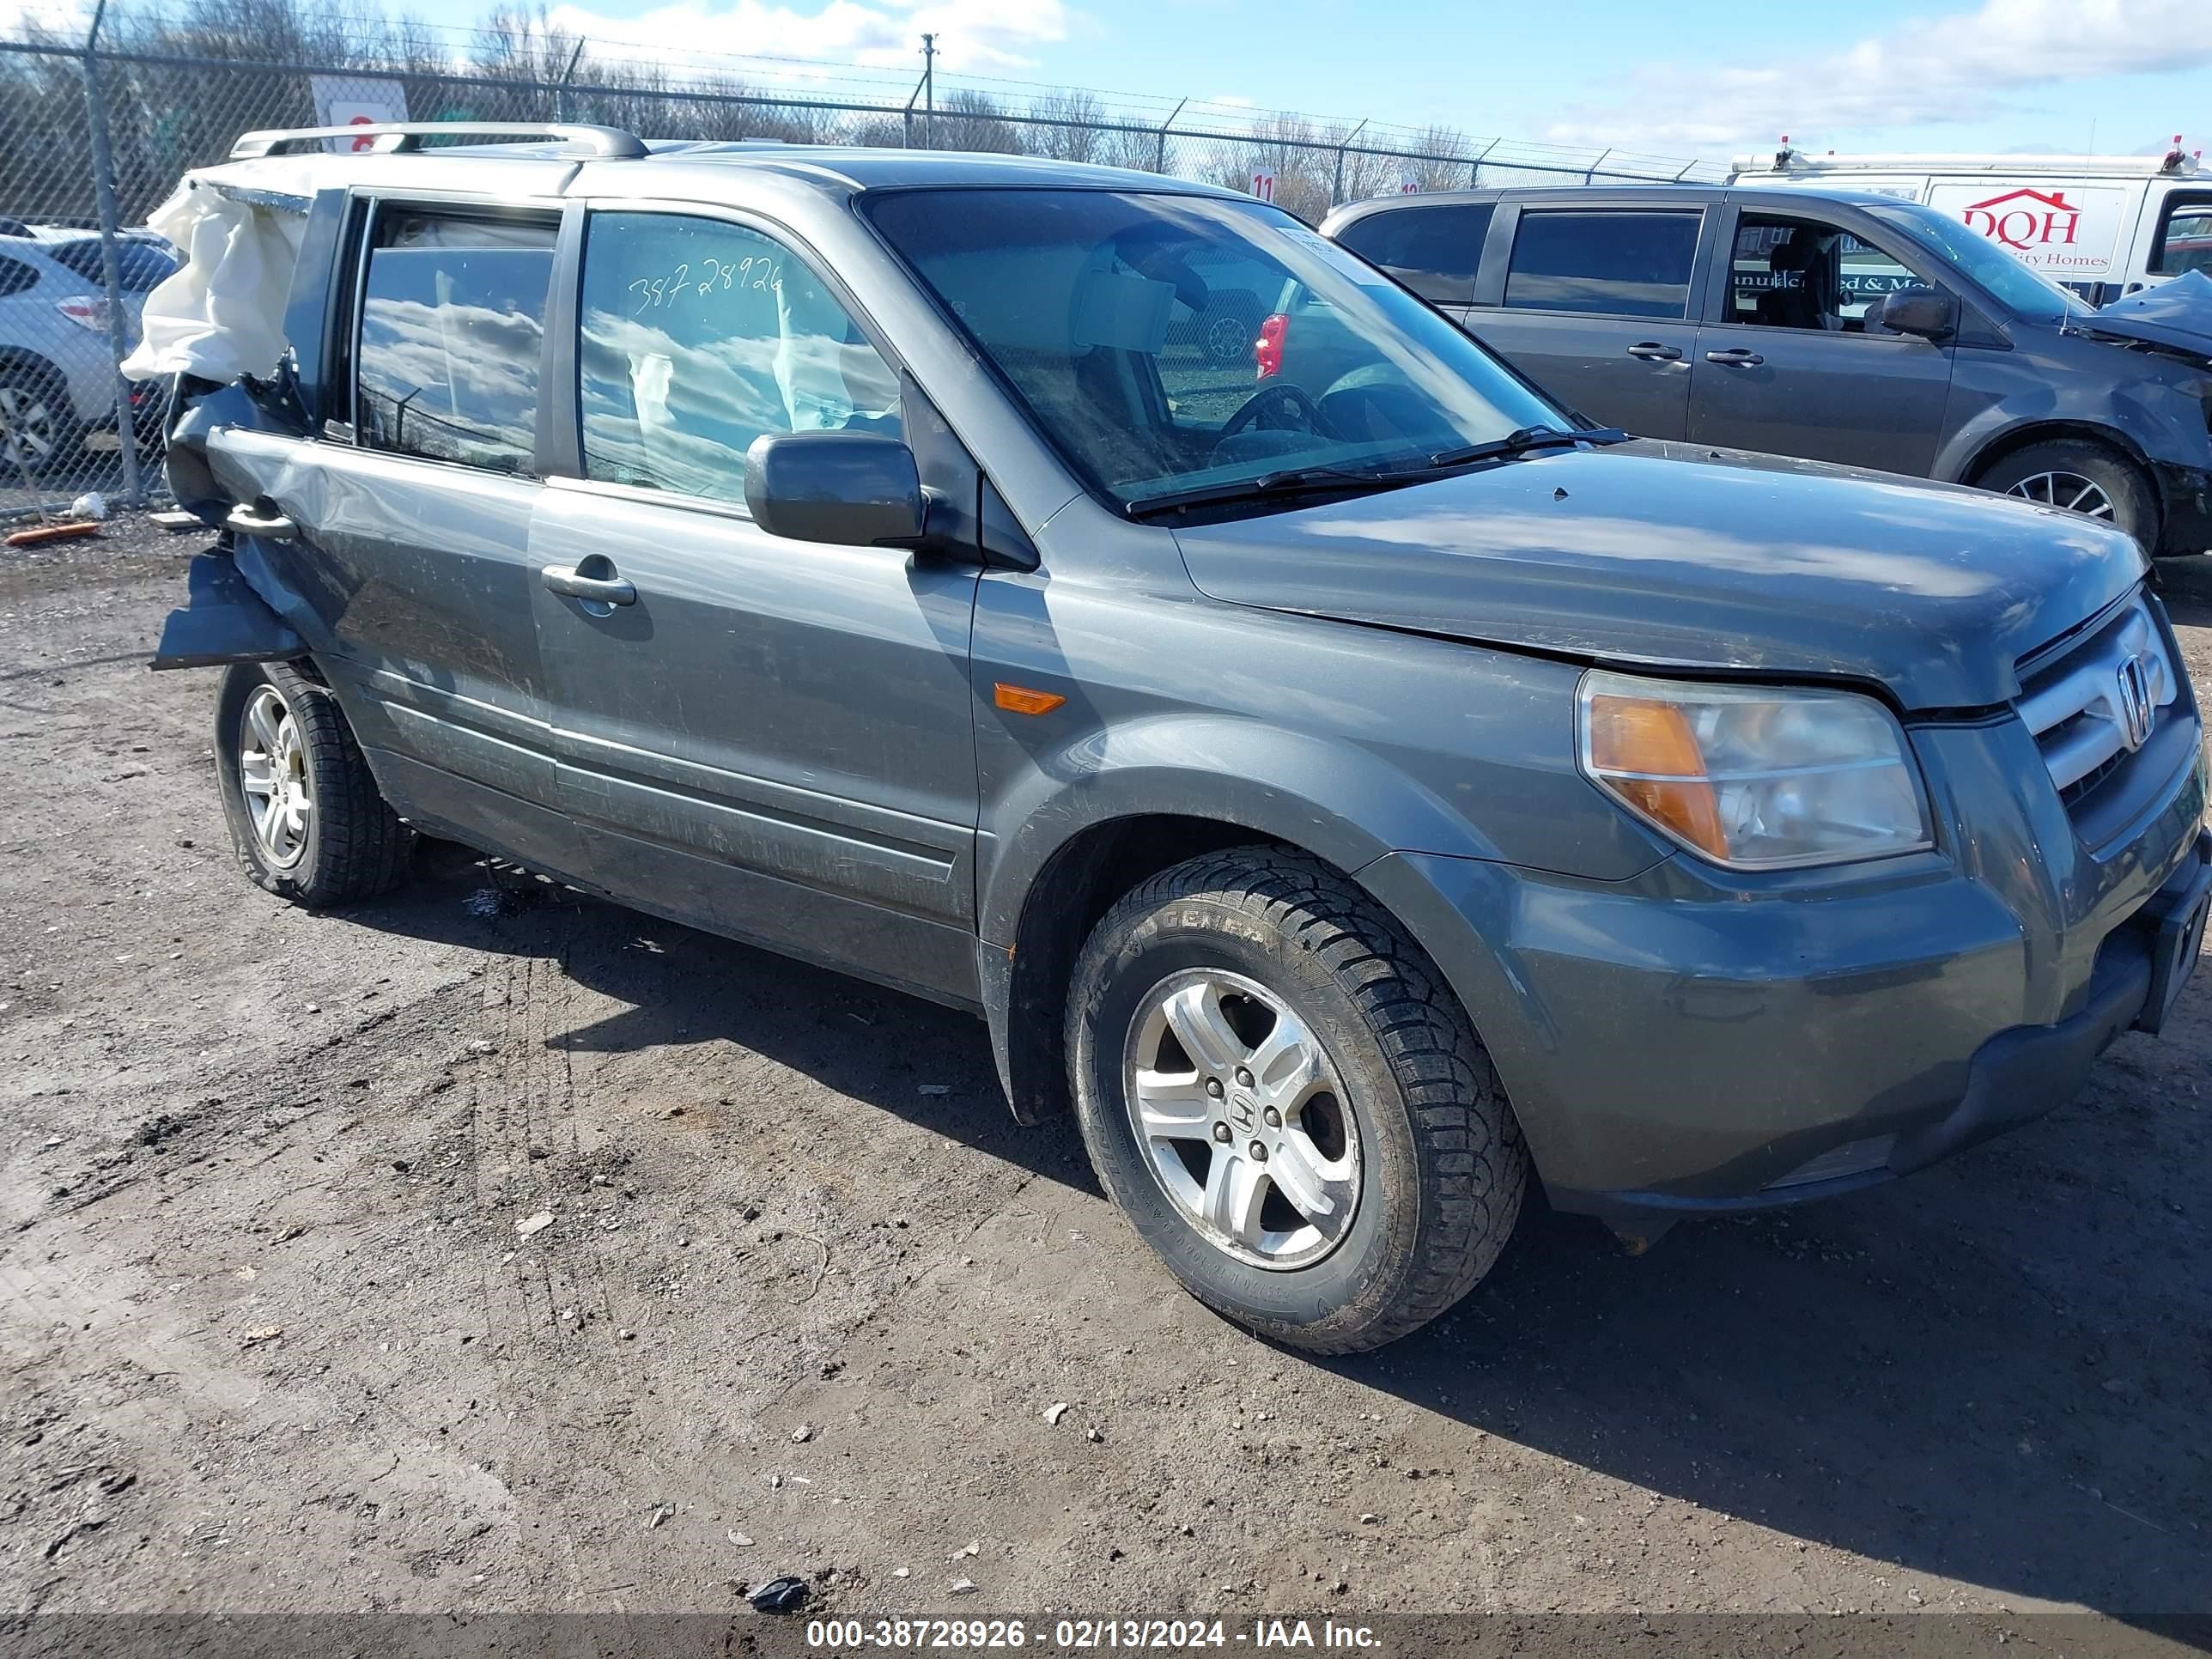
{"left": 1073, "top": 845, "right": 1526, "bottom": 1352}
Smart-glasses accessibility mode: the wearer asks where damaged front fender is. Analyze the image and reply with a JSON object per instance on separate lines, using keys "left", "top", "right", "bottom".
{"left": 150, "top": 550, "right": 307, "bottom": 672}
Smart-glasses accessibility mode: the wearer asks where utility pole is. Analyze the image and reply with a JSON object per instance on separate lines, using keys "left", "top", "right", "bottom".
{"left": 920, "top": 33, "right": 936, "bottom": 149}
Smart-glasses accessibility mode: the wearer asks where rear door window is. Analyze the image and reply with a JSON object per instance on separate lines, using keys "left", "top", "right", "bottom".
{"left": 1503, "top": 210, "right": 1701, "bottom": 319}
{"left": 2152, "top": 197, "right": 2212, "bottom": 277}
{"left": 354, "top": 209, "right": 556, "bottom": 475}
{"left": 1334, "top": 204, "right": 1495, "bottom": 305}
{"left": 45, "top": 237, "right": 177, "bottom": 292}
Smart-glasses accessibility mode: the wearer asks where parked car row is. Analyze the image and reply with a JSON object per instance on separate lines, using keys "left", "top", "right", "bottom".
{"left": 137, "top": 125, "right": 2206, "bottom": 1352}
{"left": 0, "top": 222, "right": 176, "bottom": 479}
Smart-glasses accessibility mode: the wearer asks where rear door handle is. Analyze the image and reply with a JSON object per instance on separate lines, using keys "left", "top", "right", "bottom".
{"left": 225, "top": 502, "right": 296, "bottom": 540}
{"left": 540, "top": 564, "right": 637, "bottom": 606}
{"left": 1626, "top": 342, "right": 1684, "bottom": 362}
{"left": 1705, "top": 348, "right": 1765, "bottom": 368}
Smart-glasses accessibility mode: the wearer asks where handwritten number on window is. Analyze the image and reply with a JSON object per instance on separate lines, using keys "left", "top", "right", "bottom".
{"left": 628, "top": 252, "right": 781, "bottom": 313}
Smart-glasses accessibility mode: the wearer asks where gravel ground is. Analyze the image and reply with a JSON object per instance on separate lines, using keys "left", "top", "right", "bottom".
{"left": 2, "top": 516, "right": 2209, "bottom": 1633}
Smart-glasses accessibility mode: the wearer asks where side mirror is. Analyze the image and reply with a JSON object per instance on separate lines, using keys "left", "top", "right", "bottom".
{"left": 743, "top": 432, "right": 925, "bottom": 547}
{"left": 1880, "top": 286, "right": 1958, "bottom": 341}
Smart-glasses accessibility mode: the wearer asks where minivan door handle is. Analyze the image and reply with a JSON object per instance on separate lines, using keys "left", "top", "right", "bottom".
{"left": 1626, "top": 341, "right": 1684, "bottom": 362}
{"left": 1704, "top": 348, "right": 1765, "bottom": 368}
{"left": 540, "top": 563, "right": 637, "bottom": 606}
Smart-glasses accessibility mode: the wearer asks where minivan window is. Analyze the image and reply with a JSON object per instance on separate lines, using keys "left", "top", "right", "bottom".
{"left": 865, "top": 189, "right": 1563, "bottom": 514}
{"left": 1333, "top": 204, "right": 1496, "bottom": 306}
{"left": 0, "top": 255, "right": 36, "bottom": 297}
{"left": 1723, "top": 215, "right": 1929, "bottom": 331}
{"left": 2153, "top": 200, "right": 2212, "bottom": 277}
{"left": 355, "top": 210, "right": 556, "bottom": 475}
{"left": 1503, "top": 210, "right": 1700, "bottom": 319}
{"left": 1869, "top": 201, "right": 2094, "bottom": 323}
{"left": 576, "top": 212, "right": 902, "bottom": 507}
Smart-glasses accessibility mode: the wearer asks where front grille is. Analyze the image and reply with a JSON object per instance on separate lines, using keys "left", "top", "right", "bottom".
{"left": 2016, "top": 596, "right": 2178, "bottom": 813}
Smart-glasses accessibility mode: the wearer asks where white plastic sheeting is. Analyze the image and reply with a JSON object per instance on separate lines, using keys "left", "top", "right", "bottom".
{"left": 120, "top": 155, "right": 343, "bottom": 384}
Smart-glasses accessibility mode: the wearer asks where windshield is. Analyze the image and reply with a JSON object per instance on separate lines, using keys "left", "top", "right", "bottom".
{"left": 865, "top": 189, "right": 1568, "bottom": 513}
{"left": 1872, "top": 202, "right": 2097, "bottom": 324}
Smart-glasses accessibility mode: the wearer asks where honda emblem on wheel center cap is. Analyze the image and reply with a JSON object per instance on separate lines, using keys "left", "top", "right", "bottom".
{"left": 1229, "top": 1094, "right": 1257, "bottom": 1133}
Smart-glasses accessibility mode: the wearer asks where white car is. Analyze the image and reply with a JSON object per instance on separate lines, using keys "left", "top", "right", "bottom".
{"left": 0, "top": 226, "right": 174, "bottom": 478}
{"left": 1729, "top": 139, "right": 2207, "bottom": 306}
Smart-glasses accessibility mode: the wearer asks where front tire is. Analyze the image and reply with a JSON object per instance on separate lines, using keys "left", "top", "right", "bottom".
{"left": 1978, "top": 439, "right": 2160, "bottom": 552}
{"left": 1066, "top": 847, "right": 1527, "bottom": 1352}
{"left": 214, "top": 662, "right": 413, "bottom": 907}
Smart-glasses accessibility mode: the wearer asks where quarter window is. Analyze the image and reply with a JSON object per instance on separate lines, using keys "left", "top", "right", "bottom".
{"left": 1502, "top": 210, "right": 1700, "bottom": 319}
{"left": 0, "top": 256, "right": 37, "bottom": 297}
{"left": 1334, "top": 204, "right": 1496, "bottom": 306}
{"left": 2153, "top": 200, "right": 2212, "bottom": 277}
{"left": 355, "top": 210, "right": 555, "bottom": 475}
{"left": 577, "top": 212, "right": 902, "bottom": 507}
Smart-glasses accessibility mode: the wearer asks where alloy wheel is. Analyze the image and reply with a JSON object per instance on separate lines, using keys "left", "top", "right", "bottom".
{"left": 1121, "top": 968, "right": 1361, "bottom": 1270}
{"left": 2003, "top": 470, "right": 2116, "bottom": 520}
{"left": 237, "top": 682, "right": 313, "bottom": 869}
{"left": 0, "top": 384, "right": 58, "bottom": 471}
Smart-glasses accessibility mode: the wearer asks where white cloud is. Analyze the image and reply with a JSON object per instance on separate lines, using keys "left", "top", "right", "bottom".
{"left": 1546, "top": 0, "right": 2211, "bottom": 155}
{"left": 542, "top": 0, "right": 1072, "bottom": 76}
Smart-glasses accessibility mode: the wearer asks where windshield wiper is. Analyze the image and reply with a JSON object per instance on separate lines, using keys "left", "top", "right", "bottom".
{"left": 1121, "top": 426, "right": 1632, "bottom": 520}
{"left": 1124, "top": 462, "right": 1417, "bottom": 520}
{"left": 1421, "top": 424, "right": 1631, "bottom": 471}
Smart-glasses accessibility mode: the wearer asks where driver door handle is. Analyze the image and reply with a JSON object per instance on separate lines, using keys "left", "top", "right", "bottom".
{"left": 1626, "top": 342, "right": 1683, "bottom": 362}
{"left": 1705, "top": 348, "right": 1765, "bottom": 368}
{"left": 540, "top": 564, "right": 637, "bottom": 606}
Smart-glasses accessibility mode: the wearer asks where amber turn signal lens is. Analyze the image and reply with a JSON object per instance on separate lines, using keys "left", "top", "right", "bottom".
{"left": 1583, "top": 693, "right": 1727, "bottom": 860}
{"left": 993, "top": 683, "right": 1067, "bottom": 716}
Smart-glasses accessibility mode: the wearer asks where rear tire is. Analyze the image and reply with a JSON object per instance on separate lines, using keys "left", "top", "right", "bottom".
{"left": 214, "top": 662, "right": 413, "bottom": 908}
{"left": 0, "top": 362, "right": 80, "bottom": 480}
{"left": 1066, "top": 846, "right": 1527, "bottom": 1352}
{"left": 1978, "top": 439, "right": 2160, "bottom": 553}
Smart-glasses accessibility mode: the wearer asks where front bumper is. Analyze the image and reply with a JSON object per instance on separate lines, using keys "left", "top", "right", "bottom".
{"left": 1358, "top": 730, "right": 2208, "bottom": 1231}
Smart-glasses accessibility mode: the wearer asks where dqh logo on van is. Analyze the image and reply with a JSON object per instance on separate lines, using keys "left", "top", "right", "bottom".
{"left": 1964, "top": 187, "right": 2082, "bottom": 251}
{"left": 1931, "top": 182, "right": 2126, "bottom": 276}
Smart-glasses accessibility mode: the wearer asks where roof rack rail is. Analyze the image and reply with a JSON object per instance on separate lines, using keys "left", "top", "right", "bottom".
{"left": 229, "top": 122, "right": 647, "bottom": 161}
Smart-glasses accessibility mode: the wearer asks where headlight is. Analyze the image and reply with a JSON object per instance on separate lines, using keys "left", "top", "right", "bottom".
{"left": 1577, "top": 670, "right": 1933, "bottom": 870}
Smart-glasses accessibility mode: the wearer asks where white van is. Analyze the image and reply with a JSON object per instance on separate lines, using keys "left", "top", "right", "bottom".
{"left": 1727, "top": 139, "right": 2208, "bottom": 305}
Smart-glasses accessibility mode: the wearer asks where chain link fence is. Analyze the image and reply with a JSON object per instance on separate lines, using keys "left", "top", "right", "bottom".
{"left": 0, "top": 3, "right": 1721, "bottom": 514}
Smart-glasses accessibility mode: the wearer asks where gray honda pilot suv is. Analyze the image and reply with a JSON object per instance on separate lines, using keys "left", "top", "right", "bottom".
{"left": 148, "top": 125, "right": 2209, "bottom": 1352}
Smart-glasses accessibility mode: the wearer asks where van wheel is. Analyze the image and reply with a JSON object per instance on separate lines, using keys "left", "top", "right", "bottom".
{"left": 1066, "top": 846, "right": 1528, "bottom": 1352}
{"left": 214, "top": 662, "right": 413, "bottom": 907}
{"left": 1978, "top": 440, "right": 2159, "bottom": 552}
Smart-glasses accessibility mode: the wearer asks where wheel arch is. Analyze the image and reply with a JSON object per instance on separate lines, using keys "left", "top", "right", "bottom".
{"left": 976, "top": 723, "right": 1506, "bottom": 1124}
{"left": 1949, "top": 417, "right": 2158, "bottom": 492}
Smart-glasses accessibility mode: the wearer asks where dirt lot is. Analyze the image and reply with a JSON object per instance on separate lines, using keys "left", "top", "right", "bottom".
{"left": 3, "top": 517, "right": 2209, "bottom": 1637}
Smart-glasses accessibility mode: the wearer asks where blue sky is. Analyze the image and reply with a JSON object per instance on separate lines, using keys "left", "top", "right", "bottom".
{"left": 510, "top": 0, "right": 2208, "bottom": 163}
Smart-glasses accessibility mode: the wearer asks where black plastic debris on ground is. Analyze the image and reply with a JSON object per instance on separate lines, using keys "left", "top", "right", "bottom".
{"left": 747, "top": 1577, "right": 808, "bottom": 1613}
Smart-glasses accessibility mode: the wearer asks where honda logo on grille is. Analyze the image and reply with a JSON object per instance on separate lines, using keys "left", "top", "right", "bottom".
{"left": 2115, "top": 655, "right": 2155, "bottom": 751}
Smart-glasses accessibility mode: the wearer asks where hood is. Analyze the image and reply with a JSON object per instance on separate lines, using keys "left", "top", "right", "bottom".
{"left": 2078, "top": 269, "right": 2212, "bottom": 359}
{"left": 1170, "top": 442, "right": 2145, "bottom": 711}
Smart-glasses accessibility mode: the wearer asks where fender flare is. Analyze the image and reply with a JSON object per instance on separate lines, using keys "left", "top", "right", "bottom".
{"left": 974, "top": 715, "right": 1518, "bottom": 1125}
{"left": 976, "top": 714, "right": 1506, "bottom": 949}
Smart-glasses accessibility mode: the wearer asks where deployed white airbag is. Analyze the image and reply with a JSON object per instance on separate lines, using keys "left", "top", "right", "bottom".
{"left": 121, "top": 155, "right": 346, "bottom": 384}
